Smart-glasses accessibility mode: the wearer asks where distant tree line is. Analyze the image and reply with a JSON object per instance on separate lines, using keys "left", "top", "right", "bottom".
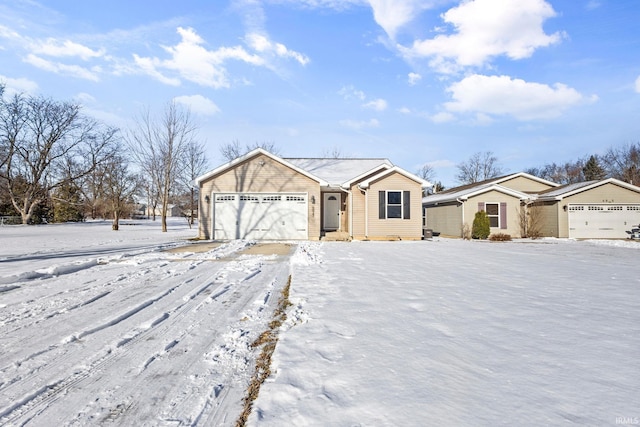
{"left": 0, "top": 84, "right": 209, "bottom": 230}
{"left": 451, "top": 147, "right": 640, "bottom": 186}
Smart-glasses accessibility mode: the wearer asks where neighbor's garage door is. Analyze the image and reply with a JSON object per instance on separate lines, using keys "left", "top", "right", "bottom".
{"left": 213, "top": 193, "right": 308, "bottom": 240}
{"left": 568, "top": 204, "right": 640, "bottom": 239}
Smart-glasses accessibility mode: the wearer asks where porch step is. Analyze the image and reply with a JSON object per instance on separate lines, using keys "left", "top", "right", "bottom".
{"left": 321, "top": 231, "right": 352, "bottom": 242}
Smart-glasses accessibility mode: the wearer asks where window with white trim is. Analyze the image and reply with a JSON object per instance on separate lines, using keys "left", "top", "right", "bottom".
{"left": 485, "top": 202, "right": 499, "bottom": 228}
{"left": 387, "top": 191, "right": 402, "bottom": 218}
{"left": 378, "top": 190, "right": 410, "bottom": 220}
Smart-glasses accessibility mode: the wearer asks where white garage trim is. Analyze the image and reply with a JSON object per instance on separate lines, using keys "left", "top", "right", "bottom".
{"left": 568, "top": 204, "right": 640, "bottom": 239}
{"left": 212, "top": 192, "right": 308, "bottom": 240}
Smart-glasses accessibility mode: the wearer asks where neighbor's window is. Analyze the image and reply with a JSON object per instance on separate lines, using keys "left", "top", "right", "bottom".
{"left": 379, "top": 190, "right": 410, "bottom": 220}
{"left": 486, "top": 203, "right": 499, "bottom": 227}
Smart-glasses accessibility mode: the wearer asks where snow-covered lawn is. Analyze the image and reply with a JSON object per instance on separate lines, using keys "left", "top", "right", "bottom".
{"left": 1, "top": 221, "right": 638, "bottom": 426}
{"left": 253, "top": 238, "right": 640, "bottom": 426}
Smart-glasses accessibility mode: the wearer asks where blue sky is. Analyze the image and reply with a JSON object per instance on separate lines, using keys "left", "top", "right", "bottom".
{"left": 1, "top": 0, "right": 639, "bottom": 187}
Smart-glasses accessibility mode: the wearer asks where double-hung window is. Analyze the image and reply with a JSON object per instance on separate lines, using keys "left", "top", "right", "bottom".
{"left": 485, "top": 202, "right": 499, "bottom": 228}
{"left": 379, "top": 190, "right": 410, "bottom": 219}
{"left": 479, "top": 202, "right": 507, "bottom": 229}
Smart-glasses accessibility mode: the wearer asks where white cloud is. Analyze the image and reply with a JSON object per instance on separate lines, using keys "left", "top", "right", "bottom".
{"left": 429, "top": 111, "right": 455, "bottom": 123}
{"left": 635, "top": 76, "right": 640, "bottom": 94}
{"left": 173, "top": 94, "right": 221, "bottom": 116}
{"left": 403, "top": 0, "right": 562, "bottom": 73}
{"left": 398, "top": 106, "right": 412, "bottom": 114}
{"left": 339, "top": 118, "right": 380, "bottom": 129}
{"left": 338, "top": 85, "right": 366, "bottom": 101}
{"left": 366, "top": 0, "right": 441, "bottom": 40}
{"left": 31, "top": 39, "right": 104, "bottom": 60}
{"left": 133, "top": 27, "right": 264, "bottom": 88}
{"left": 132, "top": 54, "right": 181, "bottom": 86}
{"left": 426, "top": 159, "right": 456, "bottom": 168}
{"left": 0, "top": 74, "right": 38, "bottom": 96}
{"left": 408, "top": 72, "right": 422, "bottom": 85}
{"left": 443, "top": 74, "right": 596, "bottom": 121}
{"left": 586, "top": 1, "right": 601, "bottom": 10}
{"left": 363, "top": 98, "right": 388, "bottom": 111}
{"left": 0, "top": 24, "right": 22, "bottom": 41}
{"left": 74, "top": 92, "right": 96, "bottom": 105}
{"left": 134, "top": 27, "right": 307, "bottom": 88}
{"left": 245, "top": 33, "right": 309, "bottom": 65}
{"left": 24, "top": 54, "right": 101, "bottom": 81}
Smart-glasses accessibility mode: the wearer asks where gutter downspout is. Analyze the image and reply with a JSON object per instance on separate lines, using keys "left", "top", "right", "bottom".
{"left": 364, "top": 188, "right": 369, "bottom": 239}
{"left": 456, "top": 197, "right": 464, "bottom": 238}
{"left": 344, "top": 188, "right": 353, "bottom": 239}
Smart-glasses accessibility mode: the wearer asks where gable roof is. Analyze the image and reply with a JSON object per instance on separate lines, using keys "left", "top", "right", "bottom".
{"left": 423, "top": 183, "right": 532, "bottom": 205}
{"left": 284, "top": 157, "right": 393, "bottom": 187}
{"left": 195, "top": 148, "right": 328, "bottom": 186}
{"left": 434, "top": 172, "right": 559, "bottom": 198}
{"left": 491, "top": 172, "right": 559, "bottom": 188}
{"left": 357, "top": 166, "right": 431, "bottom": 189}
{"left": 536, "top": 178, "right": 640, "bottom": 200}
{"left": 196, "top": 149, "right": 428, "bottom": 190}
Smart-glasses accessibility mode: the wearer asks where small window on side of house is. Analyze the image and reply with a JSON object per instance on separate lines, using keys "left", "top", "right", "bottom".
{"left": 387, "top": 191, "right": 402, "bottom": 218}
{"left": 486, "top": 202, "right": 499, "bottom": 228}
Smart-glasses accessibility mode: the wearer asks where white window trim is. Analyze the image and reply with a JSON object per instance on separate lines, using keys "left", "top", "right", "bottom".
{"left": 386, "top": 190, "right": 403, "bottom": 219}
{"left": 485, "top": 202, "right": 500, "bottom": 228}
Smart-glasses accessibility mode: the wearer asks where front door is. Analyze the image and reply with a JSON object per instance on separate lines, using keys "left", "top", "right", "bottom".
{"left": 323, "top": 193, "right": 341, "bottom": 231}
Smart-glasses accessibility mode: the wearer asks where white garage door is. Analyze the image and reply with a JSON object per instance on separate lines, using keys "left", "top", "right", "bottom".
{"left": 568, "top": 204, "right": 640, "bottom": 239}
{"left": 212, "top": 193, "right": 308, "bottom": 240}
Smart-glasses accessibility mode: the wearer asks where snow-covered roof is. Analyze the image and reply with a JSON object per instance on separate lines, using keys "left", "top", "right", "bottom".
{"left": 195, "top": 148, "right": 328, "bottom": 186}
{"left": 423, "top": 183, "right": 531, "bottom": 205}
{"left": 283, "top": 157, "right": 393, "bottom": 187}
{"left": 196, "top": 150, "right": 425, "bottom": 189}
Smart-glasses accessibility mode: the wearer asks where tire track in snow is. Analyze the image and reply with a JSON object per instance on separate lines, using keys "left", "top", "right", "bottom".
{"left": 0, "top": 249, "right": 263, "bottom": 425}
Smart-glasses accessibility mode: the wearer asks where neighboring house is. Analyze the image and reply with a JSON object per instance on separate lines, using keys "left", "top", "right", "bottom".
{"left": 195, "top": 148, "right": 430, "bottom": 241}
{"left": 423, "top": 173, "right": 640, "bottom": 239}
{"left": 534, "top": 178, "right": 640, "bottom": 238}
{"left": 422, "top": 173, "right": 557, "bottom": 238}
{"left": 146, "top": 204, "right": 182, "bottom": 218}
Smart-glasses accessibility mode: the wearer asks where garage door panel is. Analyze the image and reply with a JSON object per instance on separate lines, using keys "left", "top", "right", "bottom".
{"left": 212, "top": 193, "right": 308, "bottom": 240}
{"left": 213, "top": 194, "right": 239, "bottom": 239}
{"left": 568, "top": 204, "right": 640, "bottom": 238}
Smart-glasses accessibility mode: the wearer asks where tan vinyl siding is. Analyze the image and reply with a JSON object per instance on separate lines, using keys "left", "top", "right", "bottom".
{"left": 534, "top": 201, "right": 560, "bottom": 237}
{"left": 424, "top": 202, "right": 462, "bottom": 237}
{"left": 350, "top": 185, "right": 367, "bottom": 239}
{"left": 466, "top": 191, "right": 524, "bottom": 237}
{"left": 499, "top": 176, "right": 556, "bottom": 193}
{"left": 563, "top": 182, "right": 640, "bottom": 204}
{"left": 198, "top": 153, "right": 321, "bottom": 240}
{"left": 365, "top": 172, "right": 423, "bottom": 240}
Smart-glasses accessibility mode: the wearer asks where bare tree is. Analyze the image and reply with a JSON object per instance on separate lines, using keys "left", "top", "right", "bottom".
{"left": 416, "top": 163, "right": 436, "bottom": 183}
{"left": 103, "top": 151, "right": 139, "bottom": 230}
{"left": 602, "top": 143, "right": 640, "bottom": 185}
{"left": 416, "top": 163, "right": 436, "bottom": 196}
{"left": 321, "top": 146, "right": 351, "bottom": 159}
{"left": 127, "top": 102, "right": 197, "bottom": 232}
{"left": 526, "top": 158, "right": 590, "bottom": 185}
{"left": 178, "top": 139, "right": 209, "bottom": 227}
{"left": 0, "top": 93, "right": 116, "bottom": 224}
{"left": 220, "top": 139, "right": 280, "bottom": 162}
{"left": 455, "top": 151, "right": 504, "bottom": 184}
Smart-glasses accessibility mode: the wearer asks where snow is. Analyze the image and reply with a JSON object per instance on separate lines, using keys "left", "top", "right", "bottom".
{"left": 251, "top": 238, "right": 640, "bottom": 426}
{"left": 1, "top": 221, "right": 639, "bottom": 426}
{"left": 285, "top": 158, "right": 392, "bottom": 187}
